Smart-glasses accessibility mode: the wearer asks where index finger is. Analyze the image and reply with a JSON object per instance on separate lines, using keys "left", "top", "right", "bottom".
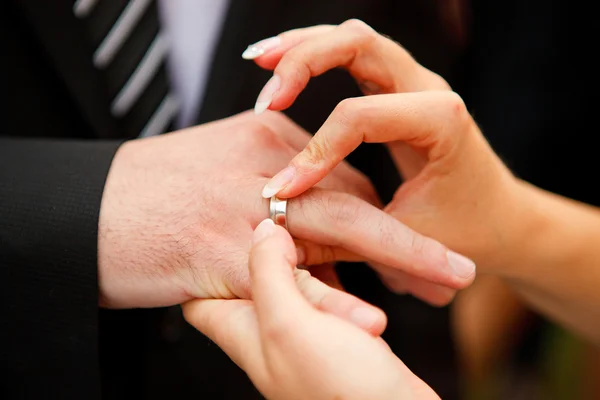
{"left": 270, "top": 91, "right": 468, "bottom": 199}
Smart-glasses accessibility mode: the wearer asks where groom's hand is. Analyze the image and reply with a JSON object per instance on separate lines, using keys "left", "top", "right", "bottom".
{"left": 98, "top": 111, "right": 471, "bottom": 317}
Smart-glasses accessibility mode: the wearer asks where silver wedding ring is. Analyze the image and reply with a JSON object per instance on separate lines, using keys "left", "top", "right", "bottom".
{"left": 269, "top": 196, "right": 288, "bottom": 230}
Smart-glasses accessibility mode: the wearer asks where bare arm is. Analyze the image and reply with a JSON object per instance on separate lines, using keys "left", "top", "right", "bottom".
{"left": 504, "top": 182, "right": 600, "bottom": 343}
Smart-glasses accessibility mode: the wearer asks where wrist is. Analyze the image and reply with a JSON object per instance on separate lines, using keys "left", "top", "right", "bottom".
{"left": 487, "top": 180, "right": 562, "bottom": 279}
{"left": 97, "top": 140, "right": 191, "bottom": 308}
{"left": 495, "top": 181, "right": 600, "bottom": 282}
{"left": 478, "top": 178, "right": 540, "bottom": 274}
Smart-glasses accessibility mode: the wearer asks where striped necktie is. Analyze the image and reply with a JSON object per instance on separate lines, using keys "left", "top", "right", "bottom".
{"left": 73, "top": 0, "right": 179, "bottom": 138}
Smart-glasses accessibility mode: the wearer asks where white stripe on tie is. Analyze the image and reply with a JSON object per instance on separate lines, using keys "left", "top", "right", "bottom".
{"left": 139, "top": 94, "right": 179, "bottom": 137}
{"left": 111, "top": 33, "right": 168, "bottom": 117}
{"left": 93, "top": 0, "right": 152, "bottom": 68}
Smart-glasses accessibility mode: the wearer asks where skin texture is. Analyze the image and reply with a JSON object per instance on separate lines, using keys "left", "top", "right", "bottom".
{"left": 97, "top": 110, "right": 473, "bottom": 334}
{"left": 183, "top": 219, "right": 441, "bottom": 400}
{"left": 249, "top": 19, "right": 600, "bottom": 344}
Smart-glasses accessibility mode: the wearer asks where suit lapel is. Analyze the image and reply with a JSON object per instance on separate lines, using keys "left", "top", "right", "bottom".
{"left": 196, "top": 0, "right": 282, "bottom": 124}
{"left": 16, "top": 0, "right": 121, "bottom": 139}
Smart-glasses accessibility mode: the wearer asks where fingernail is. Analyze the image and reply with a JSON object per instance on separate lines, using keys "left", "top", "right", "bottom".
{"left": 253, "top": 219, "right": 275, "bottom": 244}
{"left": 350, "top": 307, "right": 380, "bottom": 329}
{"left": 242, "top": 36, "right": 281, "bottom": 60}
{"left": 295, "top": 246, "right": 306, "bottom": 265}
{"left": 255, "top": 74, "right": 280, "bottom": 115}
{"left": 261, "top": 166, "right": 295, "bottom": 198}
{"left": 446, "top": 250, "right": 476, "bottom": 279}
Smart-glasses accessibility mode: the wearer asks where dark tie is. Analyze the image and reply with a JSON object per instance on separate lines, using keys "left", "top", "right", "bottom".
{"left": 73, "top": 0, "right": 178, "bottom": 138}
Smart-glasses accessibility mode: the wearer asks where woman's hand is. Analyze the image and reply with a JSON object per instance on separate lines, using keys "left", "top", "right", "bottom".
{"left": 183, "top": 219, "right": 440, "bottom": 400}
{"left": 244, "top": 20, "right": 527, "bottom": 305}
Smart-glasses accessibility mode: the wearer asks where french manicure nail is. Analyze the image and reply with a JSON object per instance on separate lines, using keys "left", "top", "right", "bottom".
{"left": 350, "top": 307, "right": 380, "bottom": 329}
{"left": 261, "top": 166, "right": 295, "bottom": 198}
{"left": 446, "top": 250, "right": 476, "bottom": 279}
{"left": 253, "top": 219, "right": 275, "bottom": 244}
{"left": 242, "top": 36, "right": 281, "bottom": 60}
{"left": 254, "top": 74, "right": 280, "bottom": 115}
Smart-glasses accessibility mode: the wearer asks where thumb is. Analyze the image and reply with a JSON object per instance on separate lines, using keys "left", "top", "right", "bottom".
{"left": 251, "top": 219, "right": 386, "bottom": 335}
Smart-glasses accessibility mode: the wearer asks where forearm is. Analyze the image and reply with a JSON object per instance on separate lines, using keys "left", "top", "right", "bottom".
{"left": 499, "top": 181, "right": 600, "bottom": 344}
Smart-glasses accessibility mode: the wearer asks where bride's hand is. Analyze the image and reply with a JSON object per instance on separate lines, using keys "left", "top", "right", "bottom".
{"left": 245, "top": 20, "right": 524, "bottom": 305}
{"left": 183, "top": 219, "right": 439, "bottom": 400}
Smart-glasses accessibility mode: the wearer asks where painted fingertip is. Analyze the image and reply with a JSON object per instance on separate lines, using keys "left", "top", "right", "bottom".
{"left": 242, "top": 36, "right": 281, "bottom": 60}
{"left": 261, "top": 166, "right": 296, "bottom": 198}
{"left": 254, "top": 74, "right": 280, "bottom": 115}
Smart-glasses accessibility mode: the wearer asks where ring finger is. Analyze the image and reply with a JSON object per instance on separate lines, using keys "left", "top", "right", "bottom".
{"left": 260, "top": 187, "right": 474, "bottom": 290}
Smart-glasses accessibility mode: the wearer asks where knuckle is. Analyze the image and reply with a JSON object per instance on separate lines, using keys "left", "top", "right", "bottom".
{"left": 443, "top": 91, "right": 469, "bottom": 124}
{"left": 225, "top": 125, "right": 255, "bottom": 149}
{"left": 332, "top": 98, "right": 361, "bottom": 130}
{"left": 277, "top": 49, "right": 312, "bottom": 86}
{"left": 247, "top": 120, "right": 286, "bottom": 150}
{"left": 252, "top": 119, "right": 278, "bottom": 140}
{"left": 341, "top": 19, "right": 377, "bottom": 40}
{"left": 300, "top": 136, "right": 330, "bottom": 166}
{"left": 426, "top": 91, "right": 471, "bottom": 158}
{"left": 281, "top": 48, "right": 306, "bottom": 67}
{"left": 426, "top": 70, "right": 452, "bottom": 91}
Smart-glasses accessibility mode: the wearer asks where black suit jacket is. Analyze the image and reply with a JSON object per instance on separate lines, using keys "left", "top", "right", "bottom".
{"left": 6, "top": 0, "right": 585, "bottom": 399}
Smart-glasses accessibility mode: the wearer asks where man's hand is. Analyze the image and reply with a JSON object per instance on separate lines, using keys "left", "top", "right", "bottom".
{"left": 98, "top": 111, "right": 473, "bottom": 318}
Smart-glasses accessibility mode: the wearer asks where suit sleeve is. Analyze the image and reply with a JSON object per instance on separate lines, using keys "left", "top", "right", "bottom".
{"left": 0, "top": 137, "right": 122, "bottom": 394}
